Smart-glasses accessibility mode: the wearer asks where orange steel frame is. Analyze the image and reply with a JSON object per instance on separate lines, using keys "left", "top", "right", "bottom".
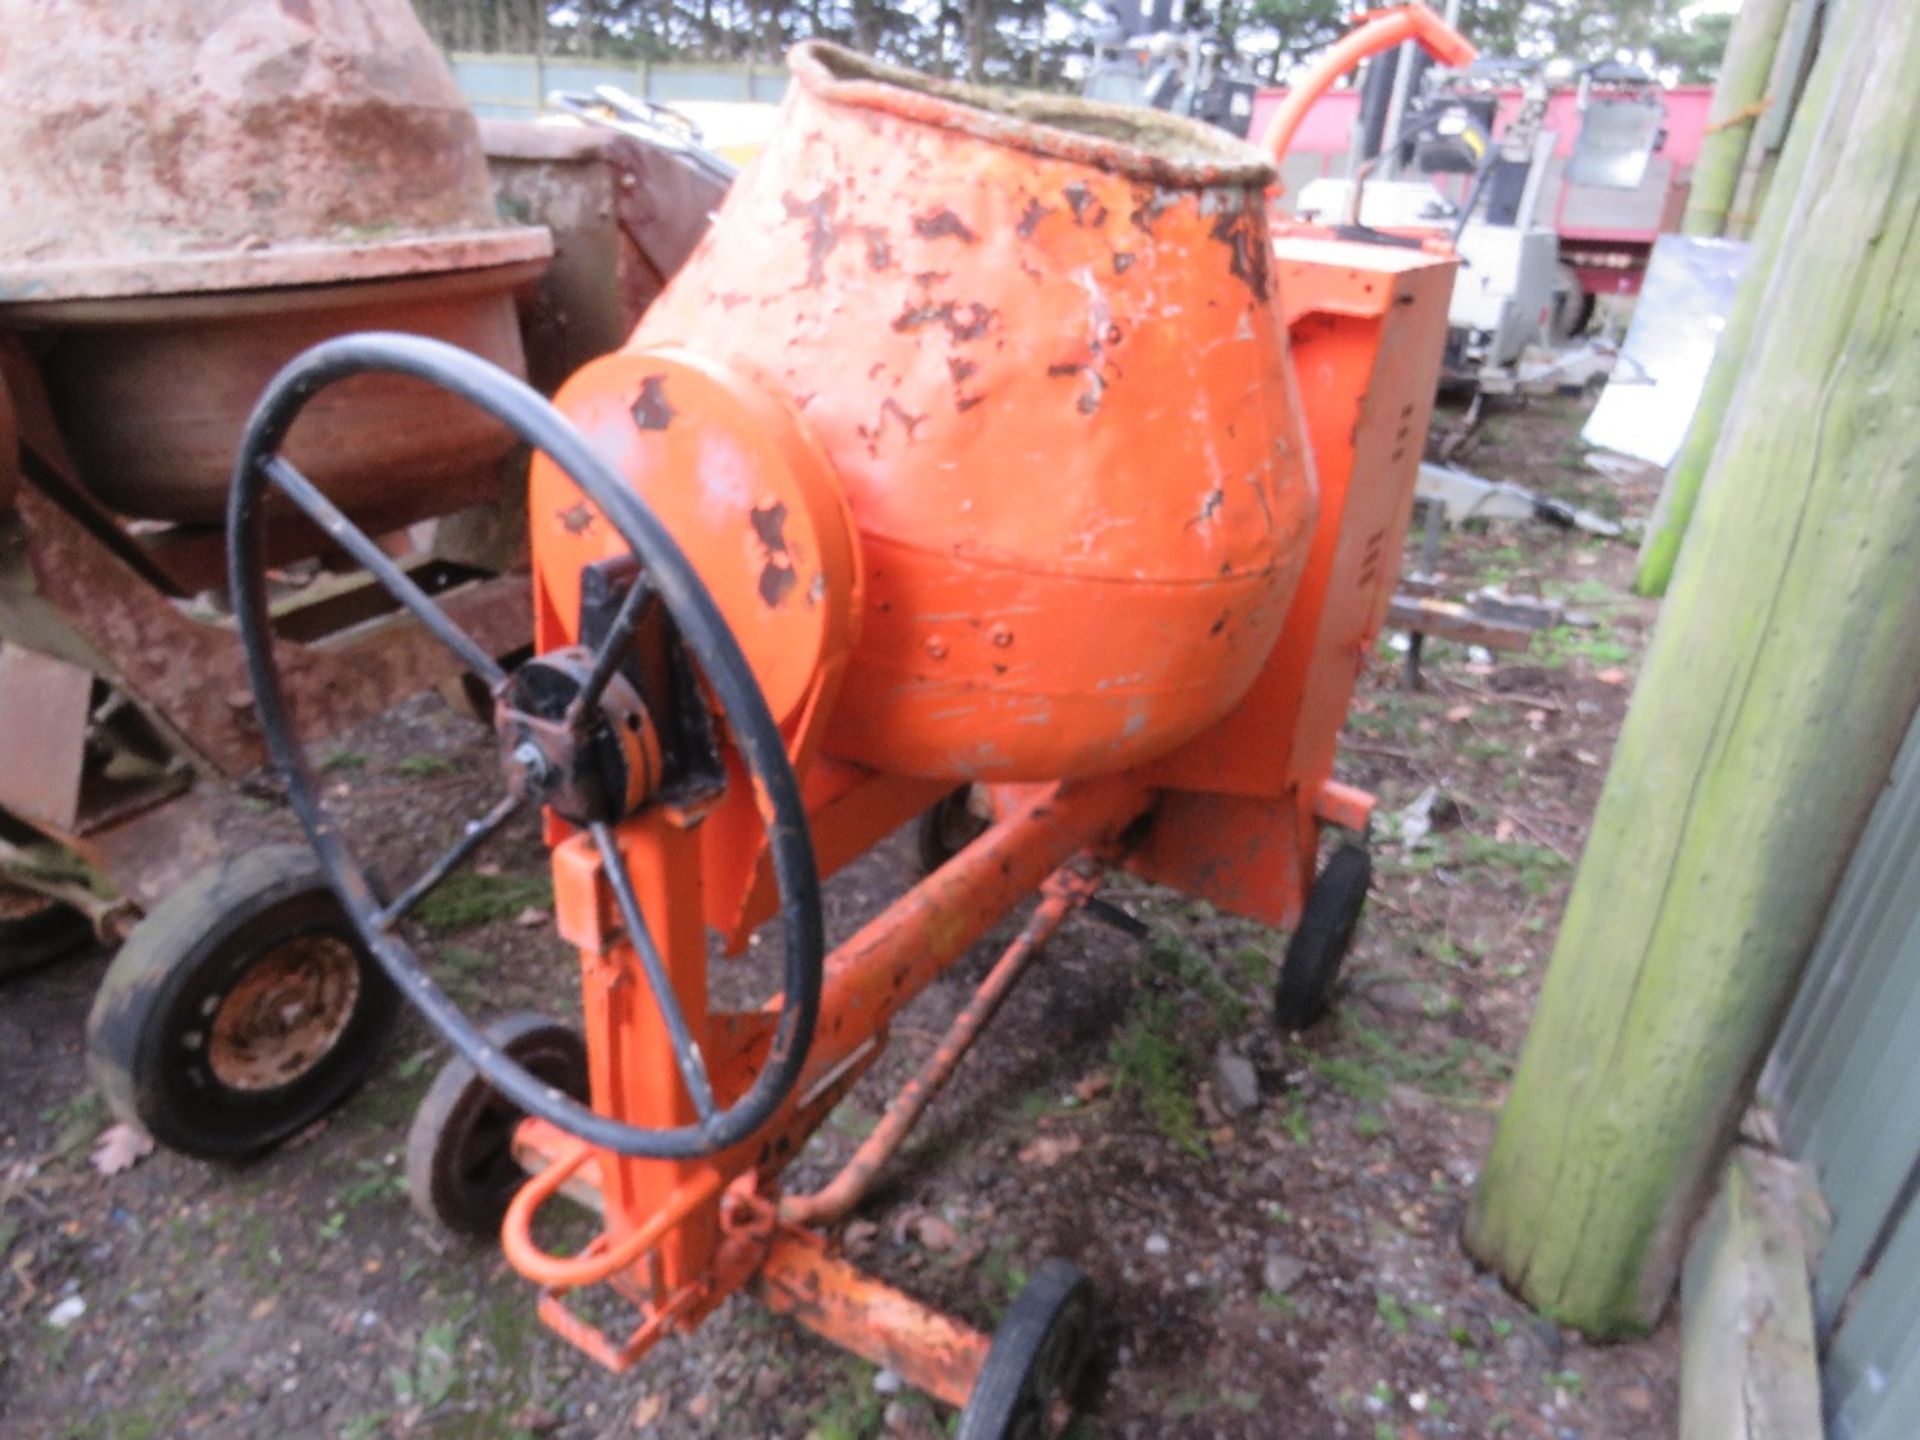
{"left": 494, "top": 232, "right": 1457, "bottom": 1403}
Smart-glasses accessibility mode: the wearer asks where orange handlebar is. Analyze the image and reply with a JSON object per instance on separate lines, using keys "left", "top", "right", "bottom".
{"left": 1260, "top": 4, "right": 1478, "bottom": 181}
{"left": 500, "top": 1138, "right": 723, "bottom": 1290}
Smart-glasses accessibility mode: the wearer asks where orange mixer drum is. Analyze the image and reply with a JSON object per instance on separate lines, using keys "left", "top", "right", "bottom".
{"left": 570, "top": 44, "right": 1318, "bottom": 781}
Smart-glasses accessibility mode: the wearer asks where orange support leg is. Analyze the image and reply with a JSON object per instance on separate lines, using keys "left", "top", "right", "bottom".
{"left": 796, "top": 776, "right": 1151, "bottom": 1083}
{"left": 781, "top": 867, "right": 1095, "bottom": 1227}
{"left": 502, "top": 775, "right": 1154, "bottom": 1384}
{"left": 753, "top": 1231, "right": 991, "bottom": 1410}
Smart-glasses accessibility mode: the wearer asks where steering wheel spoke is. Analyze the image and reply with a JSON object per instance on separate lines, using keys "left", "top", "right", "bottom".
{"left": 372, "top": 791, "right": 526, "bottom": 932}
{"left": 258, "top": 456, "right": 508, "bottom": 691}
{"left": 590, "top": 823, "right": 720, "bottom": 1129}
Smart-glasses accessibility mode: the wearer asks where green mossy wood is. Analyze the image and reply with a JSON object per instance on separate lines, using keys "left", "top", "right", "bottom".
{"left": 1683, "top": 0, "right": 1794, "bottom": 238}
{"left": 1634, "top": 0, "right": 1857, "bottom": 598}
{"left": 1467, "top": 0, "right": 1920, "bottom": 1337}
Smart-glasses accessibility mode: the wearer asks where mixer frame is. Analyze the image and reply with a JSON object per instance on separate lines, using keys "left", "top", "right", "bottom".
{"left": 223, "top": 10, "right": 1470, "bottom": 1428}
{"left": 224, "top": 226, "right": 1455, "bottom": 1429}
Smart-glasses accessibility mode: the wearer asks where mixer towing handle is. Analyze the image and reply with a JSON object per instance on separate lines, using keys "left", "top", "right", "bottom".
{"left": 226, "top": 332, "right": 825, "bottom": 1161}
{"left": 1259, "top": 3, "right": 1478, "bottom": 185}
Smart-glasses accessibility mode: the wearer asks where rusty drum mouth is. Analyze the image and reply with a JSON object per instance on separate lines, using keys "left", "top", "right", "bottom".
{"left": 789, "top": 42, "right": 1276, "bottom": 191}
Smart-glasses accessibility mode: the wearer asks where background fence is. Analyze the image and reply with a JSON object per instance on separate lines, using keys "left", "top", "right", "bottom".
{"left": 449, "top": 53, "right": 790, "bottom": 117}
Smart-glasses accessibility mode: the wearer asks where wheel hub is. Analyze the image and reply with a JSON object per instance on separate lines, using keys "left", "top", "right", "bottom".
{"left": 207, "top": 934, "right": 361, "bottom": 1091}
{"left": 494, "top": 646, "right": 662, "bottom": 826}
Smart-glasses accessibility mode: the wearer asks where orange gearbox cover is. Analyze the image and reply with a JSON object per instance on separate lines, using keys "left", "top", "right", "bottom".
{"left": 586, "top": 45, "right": 1319, "bottom": 781}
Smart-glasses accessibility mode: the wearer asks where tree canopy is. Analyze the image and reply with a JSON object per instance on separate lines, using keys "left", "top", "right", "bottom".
{"left": 412, "top": 0, "right": 1728, "bottom": 87}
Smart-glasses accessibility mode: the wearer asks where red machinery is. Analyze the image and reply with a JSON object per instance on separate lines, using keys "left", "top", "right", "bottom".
{"left": 1254, "top": 73, "right": 1715, "bottom": 304}
{"left": 226, "top": 14, "right": 1461, "bottom": 1434}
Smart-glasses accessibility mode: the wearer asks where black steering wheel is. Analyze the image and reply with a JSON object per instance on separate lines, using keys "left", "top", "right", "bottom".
{"left": 226, "top": 332, "right": 823, "bottom": 1160}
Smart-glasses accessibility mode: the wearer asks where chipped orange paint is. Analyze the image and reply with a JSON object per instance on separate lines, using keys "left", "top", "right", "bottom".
{"left": 1132, "top": 235, "right": 1456, "bottom": 926}
{"left": 754, "top": 1231, "right": 991, "bottom": 1409}
{"left": 575, "top": 42, "right": 1318, "bottom": 781}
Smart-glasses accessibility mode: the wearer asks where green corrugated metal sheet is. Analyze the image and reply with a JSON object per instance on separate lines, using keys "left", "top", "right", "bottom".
{"left": 1763, "top": 707, "right": 1920, "bottom": 1439}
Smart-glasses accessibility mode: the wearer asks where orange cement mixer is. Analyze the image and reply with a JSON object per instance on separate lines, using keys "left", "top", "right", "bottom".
{"left": 226, "top": 10, "right": 1467, "bottom": 1432}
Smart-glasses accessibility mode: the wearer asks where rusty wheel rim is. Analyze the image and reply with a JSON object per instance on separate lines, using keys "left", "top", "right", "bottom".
{"left": 206, "top": 935, "right": 361, "bottom": 1092}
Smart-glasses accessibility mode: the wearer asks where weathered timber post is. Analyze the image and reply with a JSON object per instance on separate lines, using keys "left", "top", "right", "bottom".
{"left": 1683, "top": 0, "right": 1795, "bottom": 237}
{"left": 1466, "top": 0, "right": 1920, "bottom": 1337}
{"left": 1726, "top": 0, "right": 1825, "bottom": 238}
{"left": 1633, "top": 0, "right": 1854, "bottom": 598}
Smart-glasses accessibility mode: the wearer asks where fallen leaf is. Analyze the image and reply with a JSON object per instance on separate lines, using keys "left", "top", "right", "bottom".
{"left": 1595, "top": 667, "right": 1628, "bottom": 685}
{"left": 911, "top": 1215, "right": 958, "bottom": 1252}
{"left": 888, "top": 1207, "right": 925, "bottom": 1246}
{"left": 1444, "top": 704, "right": 1474, "bottom": 723}
{"left": 89, "top": 1122, "right": 153, "bottom": 1177}
{"left": 1017, "top": 1133, "right": 1083, "bottom": 1168}
{"left": 632, "top": 1393, "right": 666, "bottom": 1429}
{"left": 1494, "top": 817, "right": 1516, "bottom": 844}
{"left": 514, "top": 906, "right": 551, "bottom": 929}
{"left": 249, "top": 1297, "right": 278, "bottom": 1321}
{"left": 685, "top": 1394, "right": 712, "bottom": 1421}
{"left": 1072, "top": 1071, "right": 1111, "bottom": 1103}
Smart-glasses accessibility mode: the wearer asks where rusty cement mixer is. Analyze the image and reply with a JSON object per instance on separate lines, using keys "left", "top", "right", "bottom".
{"left": 0, "top": 1, "right": 724, "bottom": 1158}
{"left": 224, "top": 15, "right": 1466, "bottom": 1434}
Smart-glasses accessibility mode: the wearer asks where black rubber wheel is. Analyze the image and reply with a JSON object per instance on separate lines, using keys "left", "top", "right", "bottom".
{"left": 1274, "top": 844, "right": 1371, "bottom": 1031}
{"left": 916, "top": 785, "right": 989, "bottom": 875}
{"left": 0, "top": 888, "right": 93, "bottom": 981}
{"left": 957, "top": 1258, "right": 1096, "bottom": 1440}
{"left": 1559, "top": 288, "right": 1598, "bottom": 341}
{"left": 405, "top": 1012, "right": 589, "bottom": 1238}
{"left": 86, "top": 845, "right": 400, "bottom": 1159}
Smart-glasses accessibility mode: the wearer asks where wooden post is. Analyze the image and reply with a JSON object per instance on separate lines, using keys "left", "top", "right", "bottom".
{"left": 1466, "top": 0, "right": 1920, "bottom": 1337}
{"left": 1727, "top": 0, "right": 1824, "bottom": 238}
{"left": 1633, "top": 0, "right": 1854, "bottom": 598}
{"left": 1679, "top": 1148, "right": 1824, "bottom": 1440}
{"left": 1683, "top": 0, "right": 1795, "bottom": 237}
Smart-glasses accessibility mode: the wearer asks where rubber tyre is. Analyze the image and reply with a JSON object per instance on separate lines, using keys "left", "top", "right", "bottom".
{"left": 957, "top": 1258, "right": 1095, "bottom": 1440}
{"left": 87, "top": 845, "right": 399, "bottom": 1159}
{"left": 0, "top": 892, "right": 93, "bottom": 981}
{"left": 916, "top": 785, "right": 989, "bottom": 875}
{"left": 406, "top": 1012, "right": 588, "bottom": 1238}
{"left": 1550, "top": 270, "right": 1596, "bottom": 343}
{"left": 1274, "top": 844, "right": 1371, "bottom": 1032}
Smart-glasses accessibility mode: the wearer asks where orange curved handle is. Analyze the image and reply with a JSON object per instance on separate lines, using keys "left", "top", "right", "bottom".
{"left": 1260, "top": 4, "right": 1477, "bottom": 181}
{"left": 499, "top": 1138, "right": 722, "bottom": 1290}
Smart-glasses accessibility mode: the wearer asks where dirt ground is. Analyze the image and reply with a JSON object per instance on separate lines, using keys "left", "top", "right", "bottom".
{"left": 1, "top": 392, "right": 1679, "bottom": 1439}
